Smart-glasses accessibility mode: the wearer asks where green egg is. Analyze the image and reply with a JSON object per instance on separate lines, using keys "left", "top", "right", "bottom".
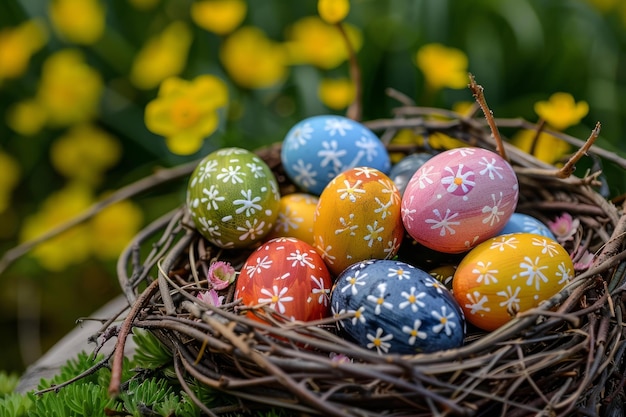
{"left": 187, "top": 147, "right": 280, "bottom": 248}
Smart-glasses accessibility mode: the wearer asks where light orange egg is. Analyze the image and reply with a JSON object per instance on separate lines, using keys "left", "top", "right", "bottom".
{"left": 266, "top": 193, "right": 318, "bottom": 245}
{"left": 452, "top": 233, "right": 574, "bottom": 331}
{"left": 313, "top": 167, "right": 404, "bottom": 276}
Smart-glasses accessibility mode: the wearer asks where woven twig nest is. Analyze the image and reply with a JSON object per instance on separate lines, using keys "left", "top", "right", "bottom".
{"left": 115, "top": 105, "right": 626, "bottom": 417}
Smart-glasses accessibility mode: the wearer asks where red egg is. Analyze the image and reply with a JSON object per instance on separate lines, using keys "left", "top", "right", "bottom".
{"left": 235, "top": 237, "right": 332, "bottom": 322}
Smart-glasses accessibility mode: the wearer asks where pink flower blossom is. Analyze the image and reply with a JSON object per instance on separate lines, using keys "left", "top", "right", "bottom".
{"left": 572, "top": 247, "right": 595, "bottom": 271}
{"left": 208, "top": 261, "right": 236, "bottom": 290}
{"left": 329, "top": 352, "right": 352, "bottom": 364}
{"left": 197, "top": 289, "right": 224, "bottom": 307}
{"left": 547, "top": 212, "right": 579, "bottom": 243}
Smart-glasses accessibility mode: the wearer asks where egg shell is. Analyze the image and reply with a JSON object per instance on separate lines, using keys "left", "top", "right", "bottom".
{"left": 498, "top": 212, "right": 556, "bottom": 240}
{"left": 331, "top": 259, "right": 465, "bottom": 354}
{"left": 235, "top": 237, "right": 332, "bottom": 322}
{"left": 281, "top": 115, "right": 391, "bottom": 195}
{"left": 187, "top": 147, "right": 280, "bottom": 249}
{"left": 401, "top": 147, "right": 519, "bottom": 253}
{"left": 265, "top": 193, "right": 319, "bottom": 245}
{"left": 452, "top": 233, "right": 574, "bottom": 331}
{"left": 313, "top": 167, "right": 404, "bottom": 276}
{"left": 428, "top": 265, "right": 457, "bottom": 290}
{"left": 388, "top": 152, "right": 433, "bottom": 196}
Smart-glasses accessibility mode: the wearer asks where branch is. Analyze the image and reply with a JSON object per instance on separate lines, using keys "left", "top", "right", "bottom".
{"left": 468, "top": 73, "right": 507, "bottom": 161}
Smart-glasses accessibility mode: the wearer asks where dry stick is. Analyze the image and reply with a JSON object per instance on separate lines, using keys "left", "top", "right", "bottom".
{"left": 468, "top": 73, "right": 508, "bottom": 161}
{"left": 0, "top": 160, "right": 199, "bottom": 277}
{"left": 108, "top": 278, "right": 160, "bottom": 396}
{"left": 336, "top": 22, "right": 362, "bottom": 122}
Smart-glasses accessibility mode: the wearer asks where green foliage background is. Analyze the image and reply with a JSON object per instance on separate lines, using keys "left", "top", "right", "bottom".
{"left": 1, "top": 0, "right": 625, "bottom": 378}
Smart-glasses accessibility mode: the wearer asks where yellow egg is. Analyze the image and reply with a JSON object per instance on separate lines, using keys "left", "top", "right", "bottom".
{"left": 266, "top": 193, "right": 318, "bottom": 245}
{"left": 313, "top": 167, "right": 404, "bottom": 276}
{"left": 452, "top": 233, "right": 574, "bottom": 331}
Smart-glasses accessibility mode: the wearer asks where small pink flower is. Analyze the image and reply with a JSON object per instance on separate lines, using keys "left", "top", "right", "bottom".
{"left": 197, "top": 289, "right": 224, "bottom": 307}
{"left": 572, "top": 248, "right": 595, "bottom": 271}
{"left": 547, "top": 212, "right": 579, "bottom": 243}
{"left": 329, "top": 352, "right": 352, "bottom": 364}
{"left": 208, "top": 261, "right": 236, "bottom": 290}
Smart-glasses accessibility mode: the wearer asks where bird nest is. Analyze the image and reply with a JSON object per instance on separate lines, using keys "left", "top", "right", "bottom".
{"left": 110, "top": 100, "right": 626, "bottom": 417}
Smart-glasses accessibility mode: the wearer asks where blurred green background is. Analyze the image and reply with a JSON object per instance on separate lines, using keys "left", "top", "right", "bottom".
{"left": 1, "top": 0, "right": 625, "bottom": 376}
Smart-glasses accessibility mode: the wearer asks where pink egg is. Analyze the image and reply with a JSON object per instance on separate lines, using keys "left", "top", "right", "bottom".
{"left": 235, "top": 237, "right": 332, "bottom": 322}
{"left": 401, "top": 147, "right": 518, "bottom": 253}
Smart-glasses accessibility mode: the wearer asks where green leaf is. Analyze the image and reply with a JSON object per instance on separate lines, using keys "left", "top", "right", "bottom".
{"left": 131, "top": 329, "right": 173, "bottom": 370}
{"left": 0, "top": 392, "right": 32, "bottom": 417}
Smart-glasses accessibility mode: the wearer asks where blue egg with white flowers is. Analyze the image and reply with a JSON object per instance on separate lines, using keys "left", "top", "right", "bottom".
{"left": 281, "top": 115, "right": 391, "bottom": 195}
{"left": 498, "top": 213, "right": 556, "bottom": 240}
{"left": 331, "top": 259, "right": 465, "bottom": 355}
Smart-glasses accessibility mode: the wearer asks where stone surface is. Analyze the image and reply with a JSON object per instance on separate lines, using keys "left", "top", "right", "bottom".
{"left": 16, "top": 295, "right": 135, "bottom": 393}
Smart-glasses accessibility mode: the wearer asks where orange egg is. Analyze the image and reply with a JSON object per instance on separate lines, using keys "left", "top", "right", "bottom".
{"left": 313, "top": 167, "right": 404, "bottom": 276}
{"left": 266, "top": 193, "right": 318, "bottom": 245}
{"left": 452, "top": 233, "right": 574, "bottom": 331}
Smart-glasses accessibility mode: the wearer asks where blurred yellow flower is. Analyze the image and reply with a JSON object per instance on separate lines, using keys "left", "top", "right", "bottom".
{"left": 36, "top": 49, "right": 103, "bottom": 127}
{"left": 452, "top": 101, "right": 475, "bottom": 117}
{"left": 91, "top": 200, "right": 143, "bottom": 259}
{"left": 191, "top": 0, "right": 247, "bottom": 35}
{"left": 318, "top": 77, "right": 355, "bottom": 109}
{"left": 415, "top": 43, "right": 469, "bottom": 91}
{"left": 0, "top": 151, "right": 21, "bottom": 213}
{"left": 20, "top": 184, "right": 94, "bottom": 271}
{"left": 145, "top": 75, "right": 228, "bottom": 155}
{"left": 0, "top": 20, "right": 47, "bottom": 83}
{"left": 318, "top": 0, "right": 350, "bottom": 24}
{"left": 389, "top": 129, "right": 466, "bottom": 163}
{"left": 585, "top": 0, "right": 618, "bottom": 12}
{"left": 6, "top": 99, "right": 48, "bottom": 136}
{"left": 220, "top": 26, "right": 288, "bottom": 89}
{"left": 534, "top": 92, "right": 589, "bottom": 131}
{"left": 285, "top": 16, "right": 362, "bottom": 69}
{"left": 510, "top": 130, "right": 571, "bottom": 165}
{"left": 49, "top": 0, "right": 105, "bottom": 45}
{"left": 50, "top": 124, "right": 122, "bottom": 185}
{"left": 130, "top": 21, "right": 192, "bottom": 90}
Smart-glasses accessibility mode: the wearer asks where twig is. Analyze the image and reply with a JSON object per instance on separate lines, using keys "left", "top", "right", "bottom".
{"left": 108, "top": 278, "right": 160, "bottom": 396}
{"left": 468, "top": 73, "right": 508, "bottom": 161}
{"left": 0, "top": 160, "right": 198, "bottom": 277}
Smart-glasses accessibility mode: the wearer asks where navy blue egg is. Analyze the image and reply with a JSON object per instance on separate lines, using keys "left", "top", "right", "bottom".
{"left": 498, "top": 213, "right": 556, "bottom": 240}
{"left": 388, "top": 153, "right": 433, "bottom": 195}
{"left": 281, "top": 115, "right": 391, "bottom": 195}
{"left": 331, "top": 259, "right": 465, "bottom": 355}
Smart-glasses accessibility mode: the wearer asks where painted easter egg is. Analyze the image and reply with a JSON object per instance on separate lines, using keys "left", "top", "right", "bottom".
{"left": 235, "top": 237, "right": 332, "bottom": 322}
{"left": 187, "top": 147, "right": 280, "bottom": 248}
{"left": 281, "top": 115, "right": 391, "bottom": 195}
{"left": 428, "top": 265, "right": 457, "bottom": 290}
{"left": 388, "top": 152, "right": 433, "bottom": 196}
{"left": 452, "top": 233, "right": 574, "bottom": 331}
{"left": 313, "top": 167, "right": 404, "bottom": 276}
{"left": 401, "top": 147, "right": 519, "bottom": 253}
{"left": 266, "top": 193, "right": 319, "bottom": 246}
{"left": 331, "top": 259, "right": 465, "bottom": 354}
{"left": 498, "top": 212, "right": 556, "bottom": 240}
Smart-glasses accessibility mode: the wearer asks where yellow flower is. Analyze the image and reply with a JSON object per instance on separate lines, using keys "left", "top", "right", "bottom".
{"left": 36, "top": 49, "right": 103, "bottom": 127}
{"left": 318, "top": 0, "right": 350, "bottom": 24}
{"left": 510, "top": 130, "right": 571, "bottom": 165}
{"left": 145, "top": 75, "right": 228, "bottom": 155}
{"left": 50, "top": 124, "right": 122, "bottom": 185}
{"left": 219, "top": 26, "right": 288, "bottom": 89}
{"left": 452, "top": 101, "right": 475, "bottom": 117}
{"left": 91, "top": 200, "right": 143, "bottom": 260}
{"left": 20, "top": 184, "right": 94, "bottom": 271}
{"left": 415, "top": 43, "right": 469, "bottom": 91}
{"left": 318, "top": 77, "right": 355, "bottom": 109}
{"left": 49, "top": 0, "right": 105, "bottom": 44}
{"left": 0, "top": 19, "right": 47, "bottom": 82}
{"left": 6, "top": 99, "right": 48, "bottom": 136}
{"left": 191, "top": 0, "right": 247, "bottom": 35}
{"left": 285, "top": 16, "right": 362, "bottom": 69}
{"left": 130, "top": 21, "right": 192, "bottom": 90}
{"left": 0, "top": 151, "right": 21, "bottom": 213}
{"left": 534, "top": 92, "right": 589, "bottom": 131}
